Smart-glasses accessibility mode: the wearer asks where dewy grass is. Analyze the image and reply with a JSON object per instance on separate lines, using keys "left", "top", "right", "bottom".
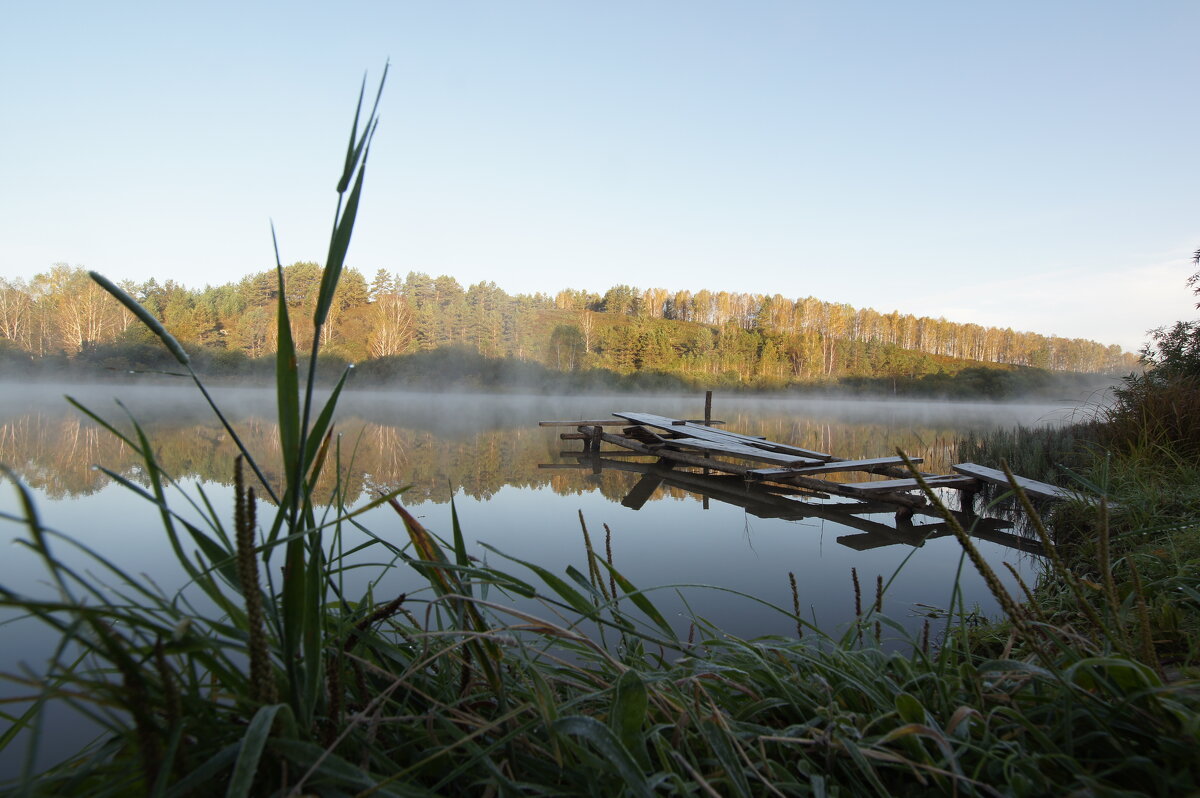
{"left": 2, "top": 72, "right": 1200, "bottom": 797}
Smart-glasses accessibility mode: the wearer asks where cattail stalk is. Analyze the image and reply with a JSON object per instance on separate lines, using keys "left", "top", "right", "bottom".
{"left": 788, "top": 571, "right": 803, "bottom": 639}
{"left": 1096, "top": 499, "right": 1130, "bottom": 651}
{"left": 874, "top": 575, "right": 883, "bottom": 644}
{"left": 235, "top": 457, "right": 276, "bottom": 704}
{"left": 1128, "top": 558, "right": 1163, "bottom": 677}
{"left": 851, "top": 567, "right": 863, "bottom": 643}
{"left": 1003, "top": 562, "right": 1050, "bottom": 626}
{"left": 898, "top": 451, "right": 1042, "bottom": 659}
{"left": 604, "top": 524, "right": 617, "bottom": 605}
{"left": 578, "top": 511, "right": 610, "bottom": 602}
{"left": 999, "top": 459, "right": 1118, "bottom": 646}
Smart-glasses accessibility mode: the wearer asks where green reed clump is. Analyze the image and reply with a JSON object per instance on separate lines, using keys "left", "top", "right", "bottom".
{"left": 956, "top": 419, "right": 1104, "bottom": 485}
{"left": 3, "top": 74, "right": 1199, "bottom": 797}
{"left": 1105, "top": 374, "right": 1200, "bottom": 460}
{"left": 962, "top": 395, "right": 1200, "bottom": 675}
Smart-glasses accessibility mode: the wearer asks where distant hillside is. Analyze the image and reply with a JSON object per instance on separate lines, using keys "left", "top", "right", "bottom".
{"left": 0, "top": 264, "right": 1139, "bottom": 395}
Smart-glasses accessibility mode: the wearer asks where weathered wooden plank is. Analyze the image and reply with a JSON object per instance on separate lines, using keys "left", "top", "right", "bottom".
{"left": 559, "top": 450, "right": 654, "bottom": 457}
{"left": 842, "top": 475, "right": 978, "bottom": 494}
{"left": 747, "top": 456, "right": 922, "bottom": 478}
{"left": 951, "top": 463, "right": 1074, "bottom": 501}
{"left": 540, "top": 418, "right": 723, "bottom": 427}
{"left": 539, "top": 419, "right": 632, "bottom": 427}
{"left": 613, "top": 411, "right": 832, "bottom": 459}
{"left": 614, "top": 411, "right": 766, "bottom": 440}
{"left": 660, "top": 436, "right": 821, "bottom": 466}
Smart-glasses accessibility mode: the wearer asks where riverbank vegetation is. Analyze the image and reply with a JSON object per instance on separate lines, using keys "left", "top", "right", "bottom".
{"left": 957, "top": 264, "right": 1200, "bottom": 683}
{"left": 2, "top": 78, "right": 1197, "bottom": 796}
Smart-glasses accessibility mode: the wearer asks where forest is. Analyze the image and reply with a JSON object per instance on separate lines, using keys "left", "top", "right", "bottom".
{"left": 0, "top": 263, "right": 1139, "bottom": 391}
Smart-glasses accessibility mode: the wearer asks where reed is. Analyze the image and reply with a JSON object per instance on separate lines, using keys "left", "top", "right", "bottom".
{"left": 2, "top": 74, "right": 1198, "bottom": 797}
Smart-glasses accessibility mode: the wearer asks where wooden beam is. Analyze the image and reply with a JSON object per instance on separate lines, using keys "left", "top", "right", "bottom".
{"left": 951, "top": 463, "right": 1075, "bottom": 502}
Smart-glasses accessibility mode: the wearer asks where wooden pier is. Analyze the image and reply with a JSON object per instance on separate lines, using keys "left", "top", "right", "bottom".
{"left": 539, "top": 396, "right": 1099, "bottom": 555}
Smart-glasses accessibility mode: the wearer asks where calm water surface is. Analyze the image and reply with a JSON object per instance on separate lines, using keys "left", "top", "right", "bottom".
{"left": 0, "top": 383, "right": 1082, "bottom": 776}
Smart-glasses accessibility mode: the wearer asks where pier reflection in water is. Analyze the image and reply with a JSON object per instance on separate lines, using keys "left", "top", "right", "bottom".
{"left": 544, "top": 452, "right": 1043, "bottom": 557}
{"left": 0, "top": 387, "right": 1072, "bottom": 648}
{"left": 1, "top": 387, "right": 1073, "bottom": 776}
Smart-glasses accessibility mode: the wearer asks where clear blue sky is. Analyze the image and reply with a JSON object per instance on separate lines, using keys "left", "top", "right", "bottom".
{"left": 2, "top": 1, "right": 1197, "bottom": 352}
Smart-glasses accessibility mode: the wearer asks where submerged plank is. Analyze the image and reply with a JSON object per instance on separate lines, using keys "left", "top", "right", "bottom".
{"left": 622, "top": 474, "right": 666, "bottom": 510}
{"left": 539, "top": 419, "right": 632, "bottom": 427}
{"left": 842, "top": 475, "right": 978, "bottom": 494}
{"left": 748, "top": 456, "right": 922, "bottom": 478}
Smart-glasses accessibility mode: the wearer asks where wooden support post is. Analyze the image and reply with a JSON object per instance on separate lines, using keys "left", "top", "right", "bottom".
{"left": 702, "top": 390, "right": 713, "bottom": 487}
{"left": 587, "top": 425, "right": 603, "bottom": 473}
{"left": 959, "top": 487, "right": 978, "bottom": 516}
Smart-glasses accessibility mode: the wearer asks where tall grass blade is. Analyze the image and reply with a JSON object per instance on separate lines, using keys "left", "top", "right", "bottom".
{"left": 478, "top": 542, "right": 598, "bottom": 619}
{"left": 316, "top": 158, "right": 368, "bottom": 328}
{"left": 302, "top": 364, "right": 351, "bottom": 477}
{"left": 611, "top": 669, "right": 650, "bottom": 768}
{"left": 271, "top": 255, "right": 301, "bottom": 515}
{"left": 597, "top": 559, "right": 676, "bottom": 640}
{"left": 225, "top": 704, "right": 285, "bottom": 798}
{"left": 552, "top": 715, "right": 652, "bottom": 798}
{"left": 87, "top": 271, "right": 189, "bottom": 365}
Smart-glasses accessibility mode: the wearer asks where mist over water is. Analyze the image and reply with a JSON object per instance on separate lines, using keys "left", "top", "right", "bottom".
{"left": 0, "top": 382, "right": 1084, "bottom": 777}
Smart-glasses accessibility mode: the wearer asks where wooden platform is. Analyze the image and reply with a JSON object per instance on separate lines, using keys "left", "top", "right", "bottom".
{"left": 612, "top": 412, "right": 833, "bottom": 460}
{"left": 540, "top": 405, "right": 1102, "bottom": 531}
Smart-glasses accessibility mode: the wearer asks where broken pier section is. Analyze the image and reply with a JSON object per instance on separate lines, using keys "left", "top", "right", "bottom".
{"left": 539, "top": 403, "right": 1090, "bottom": 555}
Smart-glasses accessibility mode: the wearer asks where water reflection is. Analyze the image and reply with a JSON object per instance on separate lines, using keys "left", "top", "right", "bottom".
{"left": 0, "top": 384, "right": 1075, "bottom": 507}
{"left": 1, "top": 386, "right": 1068, "bottom": 777}
{"left": 552, "top": 452, "right": 1043, "bottom": 557}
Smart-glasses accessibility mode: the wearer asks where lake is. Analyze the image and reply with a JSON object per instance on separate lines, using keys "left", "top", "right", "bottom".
{"left": 0, "top": 382, "right": 1082, "bottom": 777}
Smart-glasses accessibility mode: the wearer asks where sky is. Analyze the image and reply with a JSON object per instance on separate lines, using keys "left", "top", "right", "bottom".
{"left": 1, "top": 1, "right": 1197, "bottom": 353}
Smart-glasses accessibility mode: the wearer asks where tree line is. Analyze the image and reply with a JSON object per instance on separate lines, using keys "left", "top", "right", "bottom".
{"left": 0, "top": 263, "right": 1139, "bottom": 384}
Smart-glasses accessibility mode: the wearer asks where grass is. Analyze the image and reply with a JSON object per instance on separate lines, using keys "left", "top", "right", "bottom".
{"left": 2, "top": 73, "right": 1199, "bottom": 797}
{"left": 959, "top": 380, "right": 1200, "bottom": 679}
